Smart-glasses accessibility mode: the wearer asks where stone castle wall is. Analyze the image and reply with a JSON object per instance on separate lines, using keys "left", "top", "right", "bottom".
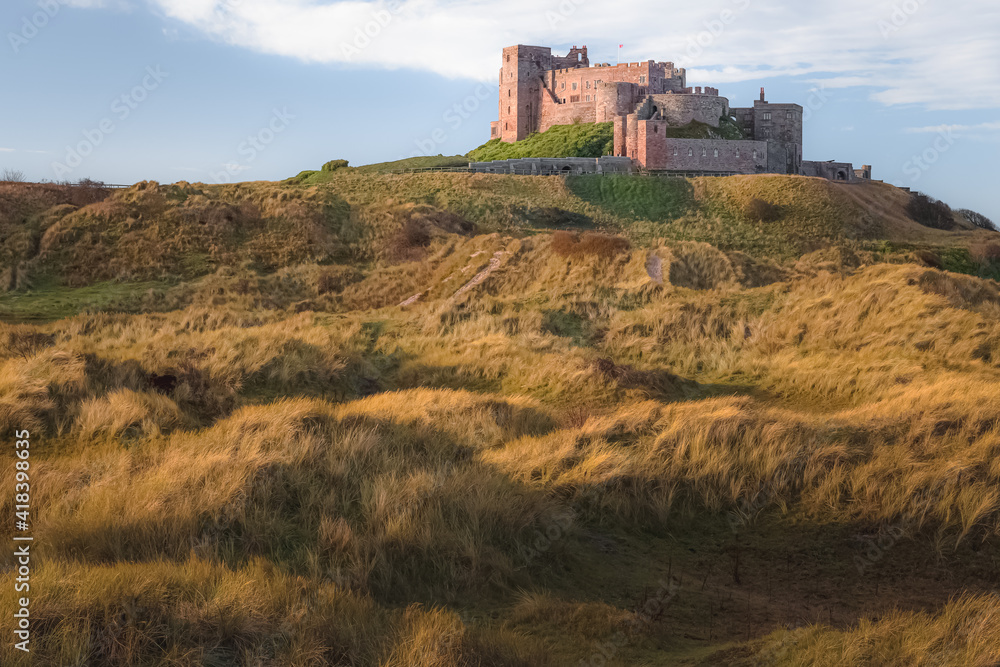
{"left": 491, "top": 44, "right": 869, "bottom": 180}
{"left": 642, "top": 93, "right": 729, "bottom": 127}
{"left": 635, "top": 122, "right": 768, "bottom": 172}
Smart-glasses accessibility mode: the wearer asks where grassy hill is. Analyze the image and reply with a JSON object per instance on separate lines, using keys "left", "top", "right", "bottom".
{"left": 2, "top": 173, "right": 1000, "bottom": 666}
{"left": 466, "top": 117, "right": 744, "bottom": 163}
{"left": 283, "top": 116, "right": 744, "bottom": 186}
{"left": 468, "top": 122, "right": 615, "bottom": 161}
{"left": 286, "top": 155, "right": 470, "bottom": 186}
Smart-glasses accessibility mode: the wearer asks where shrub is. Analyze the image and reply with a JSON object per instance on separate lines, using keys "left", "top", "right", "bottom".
{"left": 386, "top": 218, "right": 432, "bottom": 261}
{"left": 742, "top": 197, "right": 782, "bottom": 222}
{"left": 970, "top": 241, "right": 1000, "bottom": 265}
{"left": 1, "top": 168, "right": 26, "bottom": 183}
{"left": 959, "top": 208, "right": 998, "bottom": 231}
{"left": 551, "top": 231, "right": 630, "bottom": 259}
{"left": 907, "top": 192, "right": 955, "bottom": 230}
{"left": 0, "top": 327, "right": 55, "bottom": 360}
{"left": 667, "top": 241, "right": 739, "bottom": 290}
{"left": 322, "top": 159, "right": 350, "bottom": 172}
{"left": 913, "top": 249, "right": 944, "bottom": 270}
{"left": 317, "top": 266, "right": 362, "bottom": 295}
{"left": 71, "top": 178, "right": 112, "bottom": 206}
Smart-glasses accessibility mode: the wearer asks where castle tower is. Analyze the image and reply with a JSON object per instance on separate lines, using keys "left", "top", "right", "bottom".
{"left": 498, "top": 45, "right": 552, "bottom": 143}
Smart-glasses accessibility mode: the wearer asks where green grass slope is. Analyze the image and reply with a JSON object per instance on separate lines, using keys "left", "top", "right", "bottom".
{"left": 468, "top": 122, "right": 615, "bottom": 161}
{"left": 286, "top": 155, "right": 470, "bottom": 185}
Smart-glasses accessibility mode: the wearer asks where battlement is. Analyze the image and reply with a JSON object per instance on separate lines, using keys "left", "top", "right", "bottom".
{"left": 490, "top": 43, "right": 867, "bottom": 183}
{"left": 552, "top": 45, "right": 589, "bottom": 69}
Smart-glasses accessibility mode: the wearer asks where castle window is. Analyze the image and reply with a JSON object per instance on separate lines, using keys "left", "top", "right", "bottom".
{"left": 702, "top": 148, "right": 707, "bottom": 157}
{"left": 787, "top": 110, "right": 794, "bottom": 119}
{"left": 764, "top": 128, "right": 771, "bottom": 137}
{"left": 714, "top": 149, "right": 719, "bottom": 157}
{"left": 735, "top": 149, "right": 740, "bottom": 158}
{"left": 673, "top": 148, "right": 678, "bottom": 156}
{"left": 688, "top": 148, "right": 694, "bottom": 157}
{"left": 753, "top": 150, "right": 758, "bottom": 159}
{"left": 561, "top": 82, "right": 566, "bottom": 90}
{"left": 763, "top": 112, "right": 772, "bottom": 121}
{"left": 572, "top": 82, "right": 578, "bottom": 90}
{"left": 640, "top": 75, "right": 646, "bottom": 84}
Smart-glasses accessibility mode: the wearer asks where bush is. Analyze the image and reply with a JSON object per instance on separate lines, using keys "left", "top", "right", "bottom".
{"left": 970, "top": 241, "right": 1000, "bottom": 265}
{"left": 913, "top": 249, "right": 944, "bottom": 270}
{"left": 743, "top": 197, "right": 782, "bottom": 223}
{"left": 386, "top": 218, "right": 432, "bottom": 261}
{"left": 316, "top": 266, "right": 362, "bottom": 295}
{"left": 322, "top": 159, "right": 350, "bottom": 172}
{"left": 551, "top": 230, "right": 630, "bottom": 259}
{"left": 907, "top": 192, "right": 955, "bottom": 230}
{"left": 1, "top": 168, "right": 26, "bottom": 183}
{"left": 1, "top": 327, "right": 55, "bottom": 360}
{"left": 959, "top": 208, "right": 998, "bottom": 231}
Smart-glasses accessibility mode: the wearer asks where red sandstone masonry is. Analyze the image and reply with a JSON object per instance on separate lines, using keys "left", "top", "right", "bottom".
{"left": 493, "top": 44, "right": 831, "bottom": 177}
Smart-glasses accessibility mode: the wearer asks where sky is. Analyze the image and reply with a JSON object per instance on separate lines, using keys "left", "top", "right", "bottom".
{"left": 0, "top": 0, "right": 998, "bottom": 221}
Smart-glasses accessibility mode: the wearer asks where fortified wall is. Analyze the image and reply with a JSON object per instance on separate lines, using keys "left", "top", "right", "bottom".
{"left": 490, "top": 44, "right": 869, "bottom": 181}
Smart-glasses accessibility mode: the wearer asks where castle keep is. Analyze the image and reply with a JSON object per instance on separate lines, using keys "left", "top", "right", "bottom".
{"left": 487, "top": 44, "right": 869, "bottom": 180}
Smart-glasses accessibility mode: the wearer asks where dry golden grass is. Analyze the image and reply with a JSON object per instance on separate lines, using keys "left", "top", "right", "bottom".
{"left": 742, "top": 594, "right": 1000, "bottom": 667}
{"left": 0, "top": 558, "right": 547, "bottom": 666}
{"left": 2, "top": 173, "right": 999, "bottom": 665}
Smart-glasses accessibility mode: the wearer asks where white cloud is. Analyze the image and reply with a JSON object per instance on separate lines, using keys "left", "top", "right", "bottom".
{"left": 120, "top": 0, "right": 1000, "bottom": 110}
{"left": 905, "top": 121, "right": 1000, "bottom": 135}
{"left": 0, "top": 148, "right": 15, "bottom": 153}
{"left": 65, "top": 0, "right": 131, "bottom": 8}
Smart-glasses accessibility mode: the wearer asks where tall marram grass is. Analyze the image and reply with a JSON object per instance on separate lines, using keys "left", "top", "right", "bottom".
{"left": 743, "top": 595, "right": 1000, "bottom": 667}
{"left": 0, "top": 559, "right": 547, "bottom": 666}
{"left": 2, "top": 179, "right": 999, "bottom": 664}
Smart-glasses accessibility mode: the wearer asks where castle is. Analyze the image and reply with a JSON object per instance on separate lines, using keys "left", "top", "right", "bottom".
{"left": 484, "top": 44, "right": 869, "bottom": 181}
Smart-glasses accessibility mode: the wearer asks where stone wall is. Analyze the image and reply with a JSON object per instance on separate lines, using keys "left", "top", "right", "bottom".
{"left": 802, "top": 160, "right": 856, "bottom": 181}
{"left": 469, "top": 156, "right": 636, "bottom": 175}
{"left": 492, "top": 44, "right": 872, "bottom": 182}
{"left": 644, "top": 93, "right": 729, "bottom": 127}
{"left": 632, "top": 120, "right": 767, "bottom": 172}
{"left": 538, "top": 97, "right": 598, "bottom": 131}
{"left": 499, "top": 45, "right": 553, "bottom": 142}
{"left": 732, "top": 97, "right": 803, "bottom": 175}
{"left": 595, "top": 82, "right": 640, "bottom": 123}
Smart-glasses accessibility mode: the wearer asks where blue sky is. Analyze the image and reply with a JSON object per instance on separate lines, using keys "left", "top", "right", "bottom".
{"left": 1, "top": 0, "right": 998, "bottom": 222}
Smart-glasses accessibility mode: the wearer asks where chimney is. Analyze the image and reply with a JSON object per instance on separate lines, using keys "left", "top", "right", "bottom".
{"left": 760, "top": 87, "right": 766, "bottom": 102}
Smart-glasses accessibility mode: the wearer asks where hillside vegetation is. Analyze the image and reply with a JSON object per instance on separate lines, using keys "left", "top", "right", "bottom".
{"left": 1, "top": 173, "right": 999, "bottom": 666}
{"left": 468, "top": 122, "right": 615, "bottom": 161}
{"left": 466, "top": 117, "right": 744, "bottom": 163}
{"left": 287, "top": 156, "right": 471, "bottom": 186}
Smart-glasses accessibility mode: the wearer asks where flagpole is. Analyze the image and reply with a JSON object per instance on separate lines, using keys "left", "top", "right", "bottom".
{"left": 617, "top": 44, "right": 621, "bottom": 66}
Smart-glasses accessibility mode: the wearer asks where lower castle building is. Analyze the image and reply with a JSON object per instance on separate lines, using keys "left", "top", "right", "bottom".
{"left": 486, "top": 44, "right": 870, "bottom": 181}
